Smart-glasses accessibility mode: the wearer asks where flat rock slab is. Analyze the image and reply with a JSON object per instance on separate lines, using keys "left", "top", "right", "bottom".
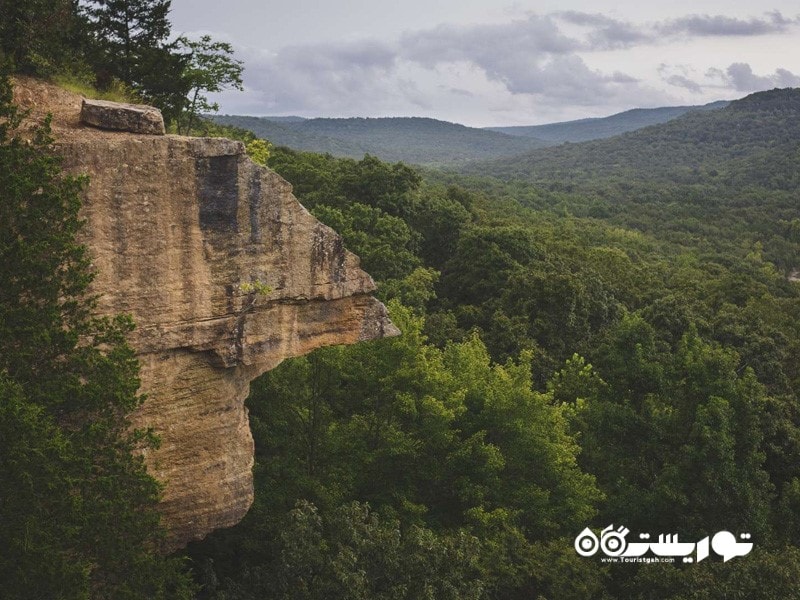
{"left": 81, "top": 98, "right": 165, "bottom": 135}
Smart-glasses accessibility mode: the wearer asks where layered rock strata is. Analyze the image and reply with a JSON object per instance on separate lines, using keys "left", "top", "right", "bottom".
{"left": 12, "top": 79, "right": 399, "bottom": 550}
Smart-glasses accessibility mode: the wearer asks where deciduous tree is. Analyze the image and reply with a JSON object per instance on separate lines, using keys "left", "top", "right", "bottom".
{"left": 0, "top": 72, "right": 194, "bottom": 598}
{"left": 177, "top": 34, "right": 243, "bottom": 135}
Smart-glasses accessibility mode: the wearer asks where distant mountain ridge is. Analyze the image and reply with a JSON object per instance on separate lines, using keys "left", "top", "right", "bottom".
{"left": 211, "top": 115, "right": 369, "bottom": 157}
{"left": 262, "top": 115, "right": 308, "bottom": 124}
{"left": 211, "top": 114, "right": 549, "bottom": 166}
{"left": 212, "top": 99, "right": 741, "bottom": 168}
{"left": 464, "top": 88, "right": 800, "bottom": 190}
{"left": 484, "top": 101, "right": 729, "bottom": 143}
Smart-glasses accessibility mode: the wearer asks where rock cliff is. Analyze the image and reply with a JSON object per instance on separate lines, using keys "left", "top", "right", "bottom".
{"left": 12, "top": 78, "right": 399, "bottom": 550}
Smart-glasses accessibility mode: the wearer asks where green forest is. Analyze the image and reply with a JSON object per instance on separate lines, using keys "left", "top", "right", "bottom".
{"left": 3, "top": 1, "right": 800, "bottom": 599}
{"left": 211, "top": 102, "right": 730, "bottom": 166}
{"left": 485, "top": 101, "right": 728, "bottom": 143}
{"left": 185, "top": 125, "right": 800, "bottom": 598}
{"left": 211, "top": 102, "right": 728, "bottom": 167}
{"left": 210, "top": 115, "right": 549, "bottom": 166}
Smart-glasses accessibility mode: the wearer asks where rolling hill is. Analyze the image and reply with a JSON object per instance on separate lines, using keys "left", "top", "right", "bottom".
{"left": 485, "top": 101, "right": 728, "bottom": 143}
{"left": 465, "top": 88, "right": 800, "bottom": 190}
{"left": 211, "top": 115, "right": 550, "bottom": 166}
{"left": 211, "top": 115, "right": 369, "bottom": 157}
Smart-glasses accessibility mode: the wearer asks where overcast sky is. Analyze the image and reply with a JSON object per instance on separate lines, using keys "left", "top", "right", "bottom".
{"left": 168, "top": 0, "right": 800, "bottom": 126}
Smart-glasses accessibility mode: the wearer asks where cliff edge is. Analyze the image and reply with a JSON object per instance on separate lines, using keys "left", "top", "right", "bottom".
{"left": 12, "top": 78, "right": 399, "bottom": 550}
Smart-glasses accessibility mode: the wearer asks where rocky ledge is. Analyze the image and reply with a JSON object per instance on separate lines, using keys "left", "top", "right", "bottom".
{"left": 13, "top": 80, "right": 399, "bottom": 550}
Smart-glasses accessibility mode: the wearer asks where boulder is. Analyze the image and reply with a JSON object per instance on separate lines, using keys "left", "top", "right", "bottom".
{"left": 80, "top": 98, "right": 165, "bottom": 135}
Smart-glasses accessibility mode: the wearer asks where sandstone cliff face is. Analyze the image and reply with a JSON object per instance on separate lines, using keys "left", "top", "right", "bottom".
{"left": 13, "top": 79, "right": 399, "bottom": 550}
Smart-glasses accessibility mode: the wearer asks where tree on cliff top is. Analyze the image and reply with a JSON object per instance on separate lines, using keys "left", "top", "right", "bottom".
{"left": 0, "top": 0, "right": 84, "bottom": 74}
{"left": 177, "top": 34, "right": 243, "bottom": 136}
{"left": 81, "top": 0, "right": 171, "bottom": 83}
{"left": 0, "top": 72, "right": 194, "bottom": 598}
{"left": 81, "top": 0, "right": 190, "bottom": 121}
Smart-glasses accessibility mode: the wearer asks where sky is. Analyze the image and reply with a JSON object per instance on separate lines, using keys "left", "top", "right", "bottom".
{"left": 168, "top": 0, "right": 800, "bottom": 127}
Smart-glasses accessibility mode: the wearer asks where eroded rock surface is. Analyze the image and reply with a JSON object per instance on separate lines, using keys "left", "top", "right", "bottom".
{"left": 13, "top": 78, "right": 399, "bottom": 550}
{"left": 81, "top": 98, "right": 166, "bottom": 134}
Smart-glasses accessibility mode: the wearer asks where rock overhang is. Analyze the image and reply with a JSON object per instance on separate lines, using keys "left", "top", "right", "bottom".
{"left": 13, "top": 79, "right": 400, "bottom": 550}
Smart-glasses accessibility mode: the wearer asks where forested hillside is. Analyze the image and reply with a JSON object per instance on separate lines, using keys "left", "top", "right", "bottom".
{"left": 214, "top": 101, "right": 731, "bottom": 165}
{"left": 188, "top": 89, "right": 800, "bottom": 598}
{"left": 466, "top": 88, "right": 800, "bottom": 187}
{"left": 211, "top": 114, "right": 549, "bottom": 165}
{"left": 210, "top": 115, "right": 370, "bottom": 157}
{"left": 486, "top": 100, "right": 728, "bottom": 142}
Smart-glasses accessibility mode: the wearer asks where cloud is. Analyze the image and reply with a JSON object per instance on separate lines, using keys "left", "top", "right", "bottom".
{"left": 211, "top": 9, "right": 800, "bottom": 124}
{"left": 664, "top": 75, "right": 704, "bottom": 94}
{"left": 658, "top": 64, "right": 704, "bottom": 94}
{"left": 445, "top": 87, "right": 475, "bottom": 97}
{"left": 710, "top": 63, "right": 800, "bottom": 91}
{"left": 400, "top": 14, "right": 579, "bottom": 68}
{"left": 658, "top": 62, "right": 800, "bottom": 96}
{"left": 555, "top": 11, "right": 654, "bottom": 49}
{"left": 551, "top": 10, "right": 798, "bottom": 50}
{"left": 397, "top": 14, "right": 656, "bottom": 105}
{"left": 233, "top": 40, "right": 401, "bottom": 114}
{"left": 657, "top": 11, "right": 796, "bottom": 37}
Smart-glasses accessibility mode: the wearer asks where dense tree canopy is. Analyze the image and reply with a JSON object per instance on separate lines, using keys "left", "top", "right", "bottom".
{"left": 188, "top": 95, "right": 800, "bottom": 597}
{"left": 0, "top": 72, "right": 194, "bottom": 598}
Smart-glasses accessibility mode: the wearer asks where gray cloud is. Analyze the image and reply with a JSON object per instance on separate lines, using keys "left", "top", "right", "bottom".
{"left": 397, "top": 14, "right": 655, "bottom": 105}
{"left": 665, "top": 74, "right": 704, "bottom": 94}
{"left": 271, "top": 40, "right": 397, "bottom": 76}
{"left": 555, "top": 11, "right": 654, "bottom": 49}
{"left": 711, "top": 62, "right": 800, "bottom": 91}
{"left": 658, "top": 64, "right": 704, "bottom": 93}
{"left": 492, "top": 54, "right": 629, "bottom": 99}
{"left": 214, "top": 9, "right": 800, "bottom": 123}
{"left": 658, "top": 62, "right": 800, "bottom": 96}
{"left": 657, "top": 11, "right": 796, "bottom": 36}
{"left": 552, "top": 10, "right": 797, "bottom": 50}
{"left": 234, "top": 40, "right": 400, "bottom": 114}
{"left": 400, "top": 14, "right": 579, "bottom": 68}
{"left": 446, "top": 87, "right": 475, "bottom": 97}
